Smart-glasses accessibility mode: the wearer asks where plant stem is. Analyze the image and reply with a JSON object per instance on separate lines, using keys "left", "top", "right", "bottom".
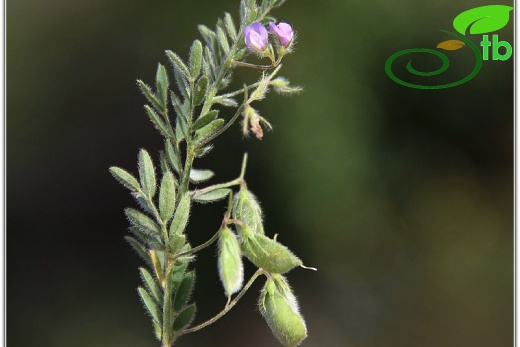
{"left": 182, "top": 269, "right": 264, "bottom": 334}
{"left": 161, "top": 261, "right": 174, "bottom": 347}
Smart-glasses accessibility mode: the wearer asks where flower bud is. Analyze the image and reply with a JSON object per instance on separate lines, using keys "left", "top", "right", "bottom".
{"left": 217, "top": 226, "right": 244, "bottom": 299}
{"left": 244, "top": 22, "right": 269, "bottom": 53}
{"left": 259, "top": 277, "right": 307, "bottom": 347}
{"left": 269, "top": 22, "right": 294, "bottom": 48}
{"left": 238, "top": 225, "right": 302, "bottom": 274}
{"left": 232, "top": 188, "right": 264, "bottom": 235}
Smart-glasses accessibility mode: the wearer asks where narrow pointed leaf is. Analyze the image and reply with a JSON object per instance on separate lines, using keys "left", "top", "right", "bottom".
{"left": 169, "top": 195, "right": 191, "bottom": 236}
{"left": 166, "top": 50, "right": 190, "bottom": 79}
{"left": 125, "top": 208, "right": 161, "bottom": 235}
{"left": 192, "top": 76, "right": 208, "bottom": 106}
{"left": 173, "top": 271, "right": 195, "bottom": 311}
{"left": 189, "top": 40, "right": 203, "bottom": 80}
{"left": 139, "top": 267, "right": 162, "bottom": 304}
{"left": 159, "top": 171, "right": 177, "bottom": 222}
{"left": 138, "top": 149, "right": 156, "bottom": 198}
{"left": 109, "top": 167, "right": 141, "bottom": 192}
{"left": 165, "top": 141, "right": 182, "bottom": 174}
{"left": 125, "top": 236, "right": 152, "bottom": 264}
{"left": 194, "top": 188, "right": 231, "bottom": 203}
{"left": 155, "top": 64, "right": 169, "bottom": 109}
{"left": 145, "top": 105, "right": 171, "bottom": 137}
{"left": 129, "top": 226, "right": 163, "bottom": 250}
{"left": 137, "top": 80, "right": 163, "bottom": 112}
{"left": 216, "top": 25, "right": 230, "bottom": 55}
{"left": 193, "top": 110, "right": 218, "bottom": 131}
{"left": 224, "top": 12, "right": 237, "bottom": 40}
{"left": 138, "top": 287, "right": 162, "bottom": 323}
{"left": 194, "top": 119, "right": 225, "bottom": 142}
{"left": 189, "top": 169, "right": 214, "bottom": 183}
{"left": 173, "top": 304, "right": 197, "bottom": 332}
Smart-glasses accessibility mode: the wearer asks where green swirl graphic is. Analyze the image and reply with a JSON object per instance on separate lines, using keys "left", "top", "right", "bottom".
{"left": 385, "top": 31, "right": 483, "bottom": 89}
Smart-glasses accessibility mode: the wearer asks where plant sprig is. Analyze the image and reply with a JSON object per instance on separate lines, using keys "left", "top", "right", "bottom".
{"left": 110, "top": 1, "right": 311, "bottom": 346}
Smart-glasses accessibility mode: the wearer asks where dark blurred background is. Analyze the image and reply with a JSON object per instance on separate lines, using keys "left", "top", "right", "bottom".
{"left": 7, "top": 0, "right": 513, "bottom": 346}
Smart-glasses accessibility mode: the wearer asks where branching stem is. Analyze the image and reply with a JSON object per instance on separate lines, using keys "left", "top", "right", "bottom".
{"left": 182, "top": 269, "right": 265, "bottom": 334}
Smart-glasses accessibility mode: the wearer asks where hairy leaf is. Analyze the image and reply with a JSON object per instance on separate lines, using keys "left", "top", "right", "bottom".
{"left": 159, "top": 171, "right": 177, "bottom": 222}
{"left": 139, "top": 267, "right": 162, "bottom": 304}
{"left": 169, "top": 194, "right": 191, "bottom": 236}
{"left": 173, "top": 271, "right": 195, "bottom": 311}
{"left": 189, "top": 169, "right": 215, "bottom": 183}
{"left": 193, "top": 110, "right": 218, "bottom": 131}
{"left": 125, "top": 208, "right": 162, "bottom": 236}
{"left": 194, "top": 188, "right": 231, "bottom": 203}
{"left": 109, "top": 167, "right": 141, "bottom": 192}
{"left": 173, "top": 304, "right": 196, "bottom": 332}
{"left": 189, "top": 40, "right": 203, "bottom": 80}
{"left": 138, "top": 287, "right": 162, "bottom": 323}
{"left": 138, "top": 149, "right": 156, "bottom": 198}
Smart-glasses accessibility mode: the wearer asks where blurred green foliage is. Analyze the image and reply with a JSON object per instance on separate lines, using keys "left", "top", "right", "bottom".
{"left": 7, "top": 0, "right": 513, "bottom": 346}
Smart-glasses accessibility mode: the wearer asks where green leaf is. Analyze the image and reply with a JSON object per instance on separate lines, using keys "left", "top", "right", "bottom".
{"left": 137, "top": 80, "right": 163, "bottom": 112}
{"left": 170, "top": 91, "right": 186, "bottom": 120}
{"left": 193, "top": 110, "right": 218, "bottom": 131}
{"left": 224, "top": 12, "right": 237, "bottom": 40}
{"left": 203, "top": 46, "right": 217, "bottom": 80}
{"left": 174, "top": 68, "right": 190, "bottom": 98}
{"left": 189, "top": 169, "right": 214, "bottom": 183}
{"left": 129, "top": 226, "right": 163, "bottom": 250}
{"left": 198, "top": 25, "right": 217, "bottom": 48}
{"left": 192, "top": 76, "right": 208, "bottom": 106}
{"left": 453, "top": 5, "right": 514, "bottom": 35}
{"left": 125, "top": 208, "right": 162, "bottom": 236}
{"left": 176, "top": 111, "right": 189, "bottom": 140}
{"left": 109, "top": 167, "right": 141, "bottom": 192}
{"left": 173, "top": 271, "right": 195, "bottom": 311}
{"left": 138, "top": 287, "right": 162, "bottom": 323}
{"left": 166, "top": 50, "right": 190, "bottom": 79}
{"left": 194, "top": 188, "right": 231, "bottom": 203}
{"left": 138, "top": 149, "right": 156, "bottom": 198}
{"left": 165, "top": 141, "right": 182, "bottom": 174}
{"left": 189, "top": 40, "right": 203, "bottom": 80}
{"left": 144, "top": 105, "right": 171, "bottom": 138}
{"left": 216, "top": 25, "right": 230, "bottom": 55}
{"left": 169, "top": 194, "right": 191, "bottom": 236}
{"left": 213, "top": 97, "right": 238, "bottom": 107}
{"left": 194, "top": 119, "right": 225, "bottom": 142}
{"left": 170, "top": 233, "right": 186, "bottom": 255}
{"left": 139, "top": 267, "right": 162, "bottom": 304}
{"left": 173, "top": 304, "right": 196, "bottom": 332}
{"left": 125, "top": 236, "right": 152, "bottom": 264}
{"left": 194, "top": 145, "right": 214, "bottom": 158}
{"left": 153, "top": 321, "right": 162, "bottom": 341}
{"left": 155, "top": 64, "right": 169, "bottom": 109}
{"left": 159, "top": 171, "right": 177, "bottom": 222}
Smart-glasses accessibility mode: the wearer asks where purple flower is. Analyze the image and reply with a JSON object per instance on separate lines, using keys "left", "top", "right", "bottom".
{"left": 269, "top": 22, "right": 294, "bottom": 47}
{"left": 244, "top": 22, "right": 269, "bottom": 52}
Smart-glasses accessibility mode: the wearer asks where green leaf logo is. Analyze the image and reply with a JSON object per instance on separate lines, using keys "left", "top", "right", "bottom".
{"left": 453, "top": 5, "right": 513, "bottom": 35}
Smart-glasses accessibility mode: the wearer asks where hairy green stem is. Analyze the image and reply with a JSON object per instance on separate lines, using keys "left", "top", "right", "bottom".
{"left": 182, "top": 269, "right": 264, "bottom": 334}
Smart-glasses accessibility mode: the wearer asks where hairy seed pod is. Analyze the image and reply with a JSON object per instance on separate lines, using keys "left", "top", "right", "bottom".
{"left": 217, "top": 227, "right": 244, "bottom": 298}
{"left": 232, "top": 188, "right": 264, "bottom": 234}
{"left": 259, "top": 277, "right": 307, "bottom": 347}
{"left": 239, "top": 225, "right": 301, "bottom": 274}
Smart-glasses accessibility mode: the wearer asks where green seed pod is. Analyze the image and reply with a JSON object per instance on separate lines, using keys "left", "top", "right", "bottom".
{"left": 217, "top": 227, "right": 244, "bottom": 298}
{"left": 259, "top": 277, "right": 307, "bottom": 347}
{"left": 232, "top": 188, "right": 264, "bottom": 234}
{"left": 239, "top": 226, "right": 302, "bottom": 274}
